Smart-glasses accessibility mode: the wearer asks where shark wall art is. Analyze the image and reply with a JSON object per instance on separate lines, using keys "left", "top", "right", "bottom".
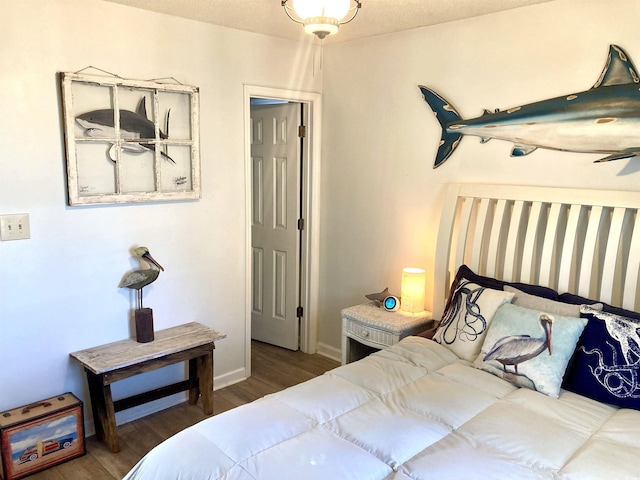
{"left": 420, "top": 45, "right": 640, "bottom": 168}
{"left": 75, "top": 97, "right": 175, "bottom": 164}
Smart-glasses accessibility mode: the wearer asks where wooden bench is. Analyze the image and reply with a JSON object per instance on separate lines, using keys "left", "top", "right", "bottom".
{"left": 70, "top": 322, "right": 226, "bottom": 453}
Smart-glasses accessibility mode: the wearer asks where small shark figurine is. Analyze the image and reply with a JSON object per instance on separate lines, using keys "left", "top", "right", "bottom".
{"left": 420, "top": 45, "right": 640, "bottom": 168}
{"left": 76, "top": 97, "right": 175, "bottom": 164}
{"left": 366, "top": 287, "right": 390, "bottom": 305}
{"left": 366, "top": 287, "right": 399, "bottom": 307}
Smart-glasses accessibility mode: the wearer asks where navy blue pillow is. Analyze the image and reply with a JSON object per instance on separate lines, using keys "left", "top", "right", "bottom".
{"left": 558, "top": 292, "right": 640, "bottom": 321}
{"left": 562, "top": 306, "right": 640, "bottom": 410}
{"left": 439, "top": 265, "right": 559, "bottom": 327}
{"left": 450, "top": 265, "right": 504, "bottom": 291}
{"left": 443, "top": 265, "right": 559, "bottom": 314}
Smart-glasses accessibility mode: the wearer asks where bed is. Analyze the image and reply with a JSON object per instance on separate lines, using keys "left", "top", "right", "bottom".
{"left": 124, "top": 183, "right": 640, "bottom": 480}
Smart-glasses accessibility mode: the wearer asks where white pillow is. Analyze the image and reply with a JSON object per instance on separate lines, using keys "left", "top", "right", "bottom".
{"left": 504, "top": 285, "right": 602, "bottom": 317}
{"left": 433, "top": 280, "right": 515, "bottom": 361}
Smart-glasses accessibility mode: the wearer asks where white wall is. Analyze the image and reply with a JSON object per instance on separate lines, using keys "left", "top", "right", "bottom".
{"left": 317, "top": 0, "right": 640, "bottom": 349}
{"left": 4, "top": 0, "right": 640, "bottom": 426}
{"left": 0, "top": 0, "right": 320, "bottom": 422}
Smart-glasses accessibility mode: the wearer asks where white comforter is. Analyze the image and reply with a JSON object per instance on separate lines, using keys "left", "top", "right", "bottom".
{"left": 124, "top": 337, "right": 640, "bottom": 479}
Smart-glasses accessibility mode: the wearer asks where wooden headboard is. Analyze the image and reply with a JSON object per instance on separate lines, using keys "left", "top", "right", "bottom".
{"left": 432, "top": 183, "right": 640, "bottom": 319}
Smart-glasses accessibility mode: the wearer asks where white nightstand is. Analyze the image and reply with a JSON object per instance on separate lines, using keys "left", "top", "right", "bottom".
{"left": 341, "top": 303, "right": 433, "bottom": 364}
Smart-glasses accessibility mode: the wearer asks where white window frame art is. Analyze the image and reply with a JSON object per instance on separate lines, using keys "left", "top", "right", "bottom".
{"left": 60, "top": 72, "right": 201, "bottom": 206}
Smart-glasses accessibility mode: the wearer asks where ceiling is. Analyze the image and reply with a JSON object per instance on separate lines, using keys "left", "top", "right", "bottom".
{"left": 102, "top": 0, "right": 554, "bottom": 44}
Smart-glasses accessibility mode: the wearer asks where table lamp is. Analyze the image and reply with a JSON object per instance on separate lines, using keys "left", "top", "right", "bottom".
{"left": 401, "top": 267, "right": 426, "bottom": 313}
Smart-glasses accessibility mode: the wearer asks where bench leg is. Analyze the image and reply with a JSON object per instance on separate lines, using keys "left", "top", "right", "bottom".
{"left": 101, "top": 384, "right": 120, "bottom": 453}
{"left": 188, "top": 358, "right": 199, "bottom": 406}
{"left": 85, "top": 371, "right": 105, "bottom": 441}
{"left": 86, "top": 372, "right": 120, "bottom": 453}
{"left": 198, "top": 351, "right": 214, "bottom": 415}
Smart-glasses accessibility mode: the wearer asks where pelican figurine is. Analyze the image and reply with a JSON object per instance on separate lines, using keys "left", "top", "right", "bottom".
{"left": 118, "top": 246, "right": 164, "bottom": 309}
{"left": 483, "top": 314, "right": 554, "bottom": 374}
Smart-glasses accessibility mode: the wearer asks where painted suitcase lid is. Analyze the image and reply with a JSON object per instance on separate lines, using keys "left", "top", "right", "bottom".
{"left": 0, "top": 394, "right": 80, "bottom": 428}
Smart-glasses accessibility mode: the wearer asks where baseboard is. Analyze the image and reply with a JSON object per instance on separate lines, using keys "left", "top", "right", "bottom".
{"left": 212, "top": 367, "right": 248, "bottom": 389}
{"left": 316, "top": 342, "right": 341, "bottom": 363}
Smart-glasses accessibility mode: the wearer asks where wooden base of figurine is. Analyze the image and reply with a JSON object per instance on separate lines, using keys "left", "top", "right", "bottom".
{"left": 135, "top": 308, "right": 154, "bottom": 343}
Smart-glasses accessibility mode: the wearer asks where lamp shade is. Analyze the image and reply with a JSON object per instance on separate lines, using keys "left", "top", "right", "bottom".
{"left": 303, "top": 19, "right": 339, "bottom": 37}
{"left": 291, "top": 0, "right": 351, "bottom": 21}
{"left": 400, "top": 268, "right": 426, "bottom": 313}
{"left": 283, "top": 0, "right": 361, "bottom": 39}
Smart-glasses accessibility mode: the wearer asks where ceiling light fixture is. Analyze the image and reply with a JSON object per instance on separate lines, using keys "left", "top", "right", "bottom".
{"left": 282, "top": 0, "right": 362, "bottom": 40}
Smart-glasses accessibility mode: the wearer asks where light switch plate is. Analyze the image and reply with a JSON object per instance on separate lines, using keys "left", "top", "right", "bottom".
{"left": 0, "top": 214, "right": 30, "bottom": 240}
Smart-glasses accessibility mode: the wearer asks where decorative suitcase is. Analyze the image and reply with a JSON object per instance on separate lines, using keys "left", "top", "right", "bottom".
{"left": 0, "top": 393, "right": 85, "bottom": 480}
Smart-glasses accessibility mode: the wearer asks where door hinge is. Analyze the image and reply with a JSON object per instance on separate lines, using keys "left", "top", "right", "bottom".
{"left": 297, "top": 218, "right": 305, "bottom": 230}
{"left": 298, "top": 125, "right": 306, "bottom": 138}
{"left": 296, "top": 306, "right": 304, "bottom": 317}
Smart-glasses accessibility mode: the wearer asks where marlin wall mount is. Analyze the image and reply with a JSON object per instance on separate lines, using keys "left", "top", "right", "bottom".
{"left": 420, "top": 45, "right": 640, "bottom": 168}
{"left": 59, "top": 71, "right": 201, "bottom": 205}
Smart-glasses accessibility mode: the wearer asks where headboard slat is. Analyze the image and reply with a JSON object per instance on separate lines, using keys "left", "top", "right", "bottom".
{"left": 557, "top": 204, "right": 583, "bottom": 293}
{"left": 601, "top": 207, "right": 626, "bottom": 304}
{"left": 520, "top": 201, "right": 543, "bottom": 285}
{"left": 486, "top": 199, "right": 508, "bottom": 279}
{"left": 578, "top": 206, "right": 604, "bottom": 300}
{"left": 539, "top": 202, "right": 563, "bottom": 288}
{"left": 470, "top": 198, "right": 492, "bottom": 271}
{"left": 455, "top": 198, "right": 474, "bottom": 272}
{"left": 503, "top": 200, "right": 526, "bottom": 283}
{"left": 623, "top": 217, "right": 640, "bottom": 310}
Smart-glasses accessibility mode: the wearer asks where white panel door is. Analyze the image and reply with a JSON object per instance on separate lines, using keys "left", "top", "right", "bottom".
{"left": 251, "top": 102, "right": 300, "bottom": 350}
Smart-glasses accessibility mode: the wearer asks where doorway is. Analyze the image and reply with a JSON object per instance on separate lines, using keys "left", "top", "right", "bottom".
{"left": 250, "top": 100, "right": 302, "bottom": 351}
{"left": 243, "top": 86, "right": 322, "bottom": 376}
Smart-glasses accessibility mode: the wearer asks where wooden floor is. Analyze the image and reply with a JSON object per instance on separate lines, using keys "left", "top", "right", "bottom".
{"left": 29, "top": 341, "right": 340, "bottom": 480}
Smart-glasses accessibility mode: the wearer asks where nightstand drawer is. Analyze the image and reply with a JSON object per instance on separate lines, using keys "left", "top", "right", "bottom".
{"left": 345, "top": 319, "right": 393, "bottom": 347}
{"left": 341, "top": 303, "right": 433, "bottom": 364}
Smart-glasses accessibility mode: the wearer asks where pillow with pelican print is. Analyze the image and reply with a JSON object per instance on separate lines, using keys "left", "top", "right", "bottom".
{"left": 433, "top": 280, "right": 515, "bottom": 362}
{"left": 473, "top": 303, "right": 587, "bottom": 397}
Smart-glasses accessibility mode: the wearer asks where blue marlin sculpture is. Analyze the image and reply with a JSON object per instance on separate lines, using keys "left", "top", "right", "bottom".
{"left": 420, "top": 45, "right": 640, "bottom": 168}
{"left": 75, "top": 97, "right": 175, "bottom": 164}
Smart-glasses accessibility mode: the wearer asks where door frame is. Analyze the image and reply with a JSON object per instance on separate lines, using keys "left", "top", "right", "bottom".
{"left": 243, "top": 85, "right": 322, "bottom": 374}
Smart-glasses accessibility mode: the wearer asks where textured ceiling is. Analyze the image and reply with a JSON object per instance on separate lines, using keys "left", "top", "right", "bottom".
{"left": 101, "top": 0, "right": 554, "bottom": 44}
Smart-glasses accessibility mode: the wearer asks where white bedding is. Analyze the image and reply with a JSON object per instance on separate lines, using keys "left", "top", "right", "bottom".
{"left": 124, "top": 336, "right": 640, "bottom": 480}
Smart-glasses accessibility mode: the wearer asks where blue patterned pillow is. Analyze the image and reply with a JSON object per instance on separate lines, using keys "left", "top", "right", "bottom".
{"left": 433, "top": 280, "right": 515, "bottom": 361}
{"left": 562, "top": 306, "right": 640, "bottom": 410}
{"left": 474, "top": 303, "right": 587, "bottom": 397}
